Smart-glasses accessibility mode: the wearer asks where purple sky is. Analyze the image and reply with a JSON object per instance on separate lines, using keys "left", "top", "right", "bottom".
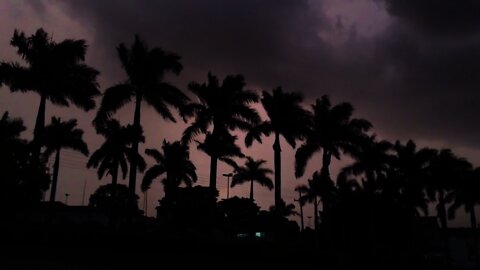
{"left": 2, "top": 0, "right": 480, "bottom": 227}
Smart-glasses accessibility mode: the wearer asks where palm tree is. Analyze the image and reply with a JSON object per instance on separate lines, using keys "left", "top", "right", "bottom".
{"left": 182, "top": 72, "right": 260, "bottom": 191}
{"left": 43, "top": 117, "right": 89, "bottom": 202}
{"left": 269, "top": 199, "right": 298, "bottom": 218}
{"left": 297, "top": 171, "right": 336, "bottom": 231}
{"left": 390, "top": 140, "right": 436, "bottom": 217}
{"left": 0, "top": 111, "right": 26, "bottom": 148}
{"left": 295, "top": 95, "right": 372, "bottom": 180}
{"left": 426, "top": 149, "right": 472, "bottom": 230}
{"left": 341, "top": 136, "right": 392, "bottom": 190}
{"left": 231, "top": 157, "right": 273, "bottom": 201}
{"left": 0, "top": 28, "right": 100, "bottom": 161}
{"left": 87, "top": 120, "right": 146, "bottom": 185}
{"left": 245, "top": 87, "right": 310, "bottom": 213}
{"left": 447, "top": 167, "right": 480, "bottom": 269}
{"left": 94, "top": 35, "right": 188, "bottom": 193}
{"left": 141, "top": 140, "right": 197, "bottom": 199}
{"left": 448, "top": 167, "right": 480, "bottom": 229}
{"left": 195, "top": 131, "right": 245, "bottom": 174}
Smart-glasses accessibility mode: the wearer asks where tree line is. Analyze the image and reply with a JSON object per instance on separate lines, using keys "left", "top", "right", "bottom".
{"left": 1, "top": 28, "right": 480, "bottom": 237}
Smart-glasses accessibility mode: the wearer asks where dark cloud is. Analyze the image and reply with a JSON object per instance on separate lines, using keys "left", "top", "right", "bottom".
{"left": 383, "top": 0, "right": 480, "bottom": 35}
{"left": 25, "top": 0, "right": 480, "bottom": 153}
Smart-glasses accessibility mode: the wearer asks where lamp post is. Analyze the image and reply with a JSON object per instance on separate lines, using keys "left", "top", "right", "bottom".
{"left": 65, "top": 193, "right": 70, "bottom": 205}
{"left": 222, "top": 173, "right": 233, "bottom": 199}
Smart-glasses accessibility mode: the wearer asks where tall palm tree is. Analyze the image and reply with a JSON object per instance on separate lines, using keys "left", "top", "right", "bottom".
{"left": 141, "top": 140, "right": 197, "bottom": 199}
{"left": 297, "top": 171, "right": 337, "bottom": 231}
{"left": 87, "top": 120, "right": 146, "bottom": 185}
{"left": 426, "top": 149, "right": 472, "bottom": 230}
{"left": 447, "top": 167, "right": 480, "bottom": 229}
{"left": 43, "top": 117, "right": 89, "bottom": 202}
{"left": 94, "top": 35, "right": 188, "bottom": 193}
{"left": 182, "top": 73, "right": 260, "bottom": 190}
{"left": 295, "top": 95, "right": 372, "bottom": 180}
{"left": 245, "top": 87, "right": 310, "bottom": 213}
{"left": 390, "top": 140, "right": 436, "bottom": 217}
{"left": 447, "top": 167, "right": 480, "bottom": 269}
{"left": 0, "top": 28, "right": 100, "bottom": 161}
{"left": 231, "top": 157, "right": 273, "bottom": 201}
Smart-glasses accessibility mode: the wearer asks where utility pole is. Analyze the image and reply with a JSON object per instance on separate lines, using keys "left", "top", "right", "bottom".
{"left": 222, "top": 173, "right": 233, "bottom": 199}
{"left": 65, "top": 193, "right": 70, "bottom": 205}
{"left": 81, "top": 178, "right": 87, "bottom": 206}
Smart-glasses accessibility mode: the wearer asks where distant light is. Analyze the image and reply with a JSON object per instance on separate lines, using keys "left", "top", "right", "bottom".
{"left": 255, "top": 232, "right": 265, "bottom": 238}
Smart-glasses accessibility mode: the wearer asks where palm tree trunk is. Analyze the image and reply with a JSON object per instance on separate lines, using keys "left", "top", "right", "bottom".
{"left": 128, "top": 93, "right": 142, "bottom": 194}
{"left": 33, "top": 94, "right": 47, "bottom": 162}
{"left": 49, "top": 148, "right": 61, "bottom": 202}
{"left": 273, "top": 131, "right": 282, "bottom": 214}
{"left": 298, "top": 190, "right": 304, "bottom": 231}
{"left": 314, "top": 195, "right": 319, "bottom": 231}
{"left": 470, "top": 205, "right": 479, "bottom": 270}
{"left": 209, "top": 155, "right": 218, "bottom": 191}
{"left": 250, "top": 179, "right": 254, "bottom": 200}
{"left": 111, "top": 161, "right": 119, "bottom": 185}
{"left": 321, "top": 149, "right": 331, "bottom": 177}
{"left": 438, "top": 189, "right": 448, "bottom": 230}
{"left": 321, "top": 150, "right": 331, "bottom": 221}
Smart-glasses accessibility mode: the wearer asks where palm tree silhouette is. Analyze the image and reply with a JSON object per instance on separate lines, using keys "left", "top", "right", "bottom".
{"left": 0, "top": 28, "right": 100, "bottom": 161}
{"left": 141, "top": 140, "right": 197, "bottom": 199}
{"left": 447, "top": 167, "right": 480, "bottom": 268}
{"left": 269, "top": 199, "right": 298, "bottom": 217}
{"left": 296, "top": 171, "right": 336, "bottom": 231}
{"left": 0, "top": 111, "right": 26, "bottom": 147}
{"left": 295, "top": 95, "right": 371, "bottom": 181}
{"left": 448, "top": 167, "right": 480, "bottom": 228}
{"left": 87, "top": 120, "right": 146, "bottom": 185}
{"left": 245, "top": 87, "right": 310, "bottom": 213}
{"left": 426, "top": 149, "right": 472, "bottom": 230}
{"left": 182, "top": 72, "right": 260, "bottom": 191}
{"left": 341, "top": 135, "right": 392, "bottom": 193}
{"left": 390, "top": 140, "right": 436, "bottom": 216}
{"left": 93, "top": 35, "right": 188, "bottom": 193}
{"left": 195, "top": 131, "right": 245, "bottom": 174}
{"left": 43, "top": 117, "right": 89, "bottom": 202}
{"left": 231, "top": 156, "right": 273, "bottom": 201}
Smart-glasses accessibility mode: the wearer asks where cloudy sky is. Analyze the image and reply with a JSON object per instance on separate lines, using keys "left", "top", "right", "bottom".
{"left": 1, "top": 0, "right": 480, "bottom": 227}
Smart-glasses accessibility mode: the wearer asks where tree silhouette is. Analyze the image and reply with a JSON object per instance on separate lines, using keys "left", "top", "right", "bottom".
{"left": 269, "top": 199, "right": 298, "bottom": 218}
{"left": 295, "top": 95, "right": 371, "bottom": 180}
{"left": 0, "top": 112, "right": 49, "bottom": 206}
{"left": 43, "top": 117, "right": 89, "bottom": 202}
{"left": 0, "top": 28, "right": 100, "bottom": 161}
{"left": 94, "top": 35, "right": 188, "bottom": 193}
{"left": 448, "top": 167, "right": 480, "bottom": 229}
{"left": 297, "top": 171, "right": 336, "bottom": 231}
{"left": 426, "top": 149, "right": 472, "bottom": 230}
{"left": 390, "top": 140, "right": 436, "bottom": 216}
{"left": 231, "top": 156, "right": 273, "bottom": 201}
{"left": 195, "top": 131, "right": 245, "bottom": 173}
{"left": 245, "top": 87, "right": 310, "bottom": 214}
{"left": 341, "top": 135, "right": 392, "bottom": 193}
{"left": 141, "top": 140, "right": 197, "bottom": 199}
{"left": 87, "top": 120, "right": 146, "bottom": 185}
{"left": 182, "top": 72, "right": 260, "bottom": 191}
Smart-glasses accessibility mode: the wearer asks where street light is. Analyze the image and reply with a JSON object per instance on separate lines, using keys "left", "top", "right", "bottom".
{"left": 222, "top": 173, "right": 233, "bottom": 199}
{"left": 65, "top": 193, "right": 70, "bottom": 205}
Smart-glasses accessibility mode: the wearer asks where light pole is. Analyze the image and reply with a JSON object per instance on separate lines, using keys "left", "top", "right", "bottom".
{"left": 65, "top": 193, "right": 70, "bottom": 205}
{"left": 222, "top": 173, "right": 233, "bottom": 199}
